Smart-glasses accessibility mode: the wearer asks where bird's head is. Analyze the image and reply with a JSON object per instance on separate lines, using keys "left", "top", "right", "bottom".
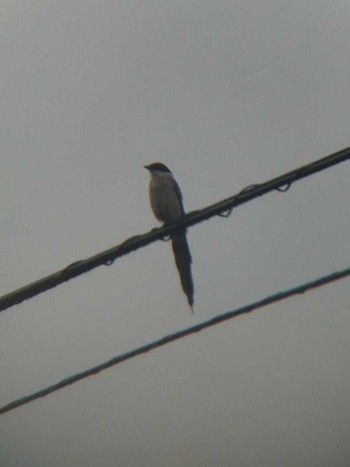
{"left": 144, "top": 162, "right": 172, "bottom": 174}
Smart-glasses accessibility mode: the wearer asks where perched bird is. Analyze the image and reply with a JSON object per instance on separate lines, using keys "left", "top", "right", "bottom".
{"left": 144, "top": 162, "right": 194, "bottom": 311}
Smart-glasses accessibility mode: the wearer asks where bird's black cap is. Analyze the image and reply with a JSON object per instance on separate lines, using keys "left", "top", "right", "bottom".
{"left": 144, "top": 162, "right": 172, "bottom": 173}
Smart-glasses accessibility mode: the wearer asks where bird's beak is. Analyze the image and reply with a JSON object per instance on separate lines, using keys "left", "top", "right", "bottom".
{"left": 144, "top": 164, "right": 150, "bottom": 170}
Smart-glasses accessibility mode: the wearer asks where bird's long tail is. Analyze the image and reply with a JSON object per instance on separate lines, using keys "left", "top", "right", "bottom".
{"left": 171, "top": 230, "right": 194, "bottom": 312}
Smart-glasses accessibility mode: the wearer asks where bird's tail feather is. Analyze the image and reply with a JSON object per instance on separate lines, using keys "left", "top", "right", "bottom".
{"left": 171, "top": 230, "right": 194, "bottom": 312}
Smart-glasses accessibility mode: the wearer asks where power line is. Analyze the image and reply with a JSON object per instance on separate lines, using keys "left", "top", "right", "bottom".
{"left": 0, "top": 265, "right": 349, "bottom": 416}
{"left": 0, "top": 146, "right": 349, "bottom": 313}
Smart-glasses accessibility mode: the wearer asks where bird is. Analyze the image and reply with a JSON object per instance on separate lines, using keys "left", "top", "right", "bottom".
{"left": 144, "top": 162, "right": 194, "bottom": 312}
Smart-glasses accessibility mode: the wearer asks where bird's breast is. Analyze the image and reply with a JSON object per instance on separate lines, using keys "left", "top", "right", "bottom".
{"left": 149, "top": 178, "right": 182, "bottom": 223}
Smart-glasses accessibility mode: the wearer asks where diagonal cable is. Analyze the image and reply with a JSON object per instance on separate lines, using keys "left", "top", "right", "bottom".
{"left": 0, "top": 146, "right": 349, "bottom": 312}
{"left": 0, "top": 265, "right": 349, "bottom": 415}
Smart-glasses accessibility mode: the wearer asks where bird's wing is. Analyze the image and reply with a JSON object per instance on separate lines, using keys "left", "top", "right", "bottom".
{"left": 172, "top": 177, "right": 185, "bottom": 215}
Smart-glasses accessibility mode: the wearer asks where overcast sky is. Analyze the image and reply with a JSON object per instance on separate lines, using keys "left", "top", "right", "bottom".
{"left": 1, "top": 2, "right": 350, "bottom": 466}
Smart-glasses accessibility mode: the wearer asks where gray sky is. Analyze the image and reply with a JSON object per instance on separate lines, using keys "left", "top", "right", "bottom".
{"left": 1, "top": 1, "right": 350, "bottom": 466}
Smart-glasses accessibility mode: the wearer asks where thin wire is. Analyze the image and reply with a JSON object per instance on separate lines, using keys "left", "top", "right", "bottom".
{"left": 1, "top": 265, "right": 349, "bottom": 416}
{"left": 0, "top": 146, "right": 349, "bottom": 313}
